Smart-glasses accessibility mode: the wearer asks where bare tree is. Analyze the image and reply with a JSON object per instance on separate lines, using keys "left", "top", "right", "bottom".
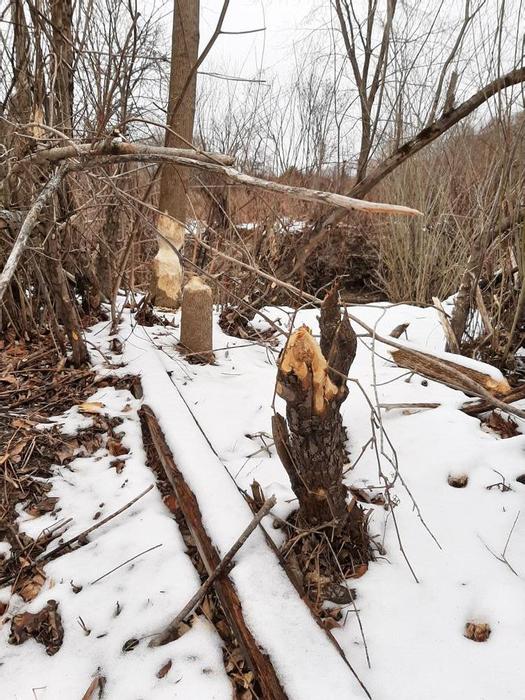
{"left": 286, "top": 0, "right": 525, "bottom": 281}
{"left": 151, "top": 0, "right": 201, "bottom": 307}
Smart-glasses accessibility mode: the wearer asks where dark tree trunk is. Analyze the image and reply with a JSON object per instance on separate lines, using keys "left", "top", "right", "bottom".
{"left": 272, "top": 287, "right": 358, "bottom": 530}
{"left": 46, "top": 227, "right": 89, "bottom": 367}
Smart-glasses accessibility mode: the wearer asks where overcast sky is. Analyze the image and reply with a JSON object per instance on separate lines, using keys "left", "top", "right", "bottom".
{"left": 198, "top": 1, "right": 329, "bottom": 81}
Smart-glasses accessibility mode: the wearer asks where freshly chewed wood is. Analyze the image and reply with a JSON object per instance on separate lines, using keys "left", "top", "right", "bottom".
{"left": 138, "top": 403, "right": 287, "bottom": 700}
{"left": 390, "top": 346, "right": 512, "bottom": 397}
{"left": 150, "top": 495, "right": 276, "bottom": 647}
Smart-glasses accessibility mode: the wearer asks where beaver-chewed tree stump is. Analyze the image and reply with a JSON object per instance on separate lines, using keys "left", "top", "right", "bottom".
{"left": 272, "top": 288, "right": 372, "bottom": 599}
{"left": 180, "top": 276, "right": 214, "bottom": 364}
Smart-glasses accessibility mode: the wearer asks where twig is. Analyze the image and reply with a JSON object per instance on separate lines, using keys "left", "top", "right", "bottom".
{"left": 378, "top": 402, "right": 440, "bottom": 411}
{"left": 35, "top": 484, "right": 154, "bottom": 563}
{"left": 149, "top": 496, "right": 276, "bottom": 647}
{"left": 479, "top": 510, "right": 520, "bottom": 576}
{"left": 90, "top": 543, "right": 163, "bottom": 584}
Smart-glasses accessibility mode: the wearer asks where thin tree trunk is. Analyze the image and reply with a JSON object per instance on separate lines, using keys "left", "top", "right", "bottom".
{"left": 46, "top": 227, "right": 89, "bottom": 367}
{"left": 0, "top": 168, "right": 66, "bottom": 305}
{"left": 152, "top": 0, "right": 200, "bottom": 307}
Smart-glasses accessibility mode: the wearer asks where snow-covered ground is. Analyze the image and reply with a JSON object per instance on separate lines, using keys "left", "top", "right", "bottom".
{"left": 2, "top": 301, "right": 525, "bottom": 699}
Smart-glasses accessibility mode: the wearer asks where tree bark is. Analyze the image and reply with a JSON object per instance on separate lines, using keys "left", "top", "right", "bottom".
{"left": 50, "top": 0, "right": 74, "bottom": 136}
{"left": 152, "top": 0, "right": 200, "bottom": 307}
{"left": 45, "top": 224, "right": 89, "bottom": 367}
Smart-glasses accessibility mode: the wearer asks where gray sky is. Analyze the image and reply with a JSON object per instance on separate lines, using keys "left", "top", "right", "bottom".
{"left": 199, "top": 1, "right": 328, "bottom": 80}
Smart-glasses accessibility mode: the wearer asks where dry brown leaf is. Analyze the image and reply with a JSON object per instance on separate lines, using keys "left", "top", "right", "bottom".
{"left": 0, "top": 437, "right": 30, "bottom": 466}
{"left": 56, "top": 439, "right": 79, "bottom": 463}
{"left": 0, "top": 374, "right": 18, "bottom": 385}
{"left": 107, "top": 437, "right": 129, "bottom": 457}
{"left": 156, "top": 659, "right": 172, "bottom": 679}
{"left": 26, "top": 496, "right": 59, "bottom": 517}
{"left": 483, "top": 411, "right": 520, "bottom": 439}
{"left": 350, "top": 563, "right": 368, "bottom": 579}
{"left": 9, "top": 599, "right": 63, "bottom": 655}
{"left": 81, "top": 674, "right": 106, "bottom": 700}
{"left": 464, "top": 622, "right": 491, "bottom": 642}
{"left": 16, "top": 566, "right": 46, "bottom": 602}
{"left": 110, "top": 459, "right": 126, "bottom": 474}
{"left": 10, "top": 417, "right": 37, "bottom": 430}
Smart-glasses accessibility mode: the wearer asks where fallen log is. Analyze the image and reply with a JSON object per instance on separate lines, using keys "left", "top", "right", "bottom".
{"left": 12, "top": 138, "right": 422, "bottom": 217}
{"left": 390, "top": 346, "right": 512, "bottom": 397}
{"left": 138, "top": 402, "right": 287, "bottom": 700}
{"left": 462, "top": 383, "right": 525, "bottom": 416}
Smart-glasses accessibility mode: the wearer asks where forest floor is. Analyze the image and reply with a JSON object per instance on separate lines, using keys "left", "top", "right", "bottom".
{"left": 1, "top": 301, "right": 525, "bottom": 699}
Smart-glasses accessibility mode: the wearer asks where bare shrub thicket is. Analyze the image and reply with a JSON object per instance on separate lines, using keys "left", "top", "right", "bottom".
{"left": 1, "top": 0, "right": 524, "bottom": 367}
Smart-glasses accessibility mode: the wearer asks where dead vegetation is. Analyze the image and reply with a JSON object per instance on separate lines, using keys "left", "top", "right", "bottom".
{"left": 1, "top": 0, "right": 525, "bottom": 696}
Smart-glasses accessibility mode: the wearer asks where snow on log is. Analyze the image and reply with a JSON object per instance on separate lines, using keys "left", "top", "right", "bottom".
{"left": 390, "top": 346, "right": 512, "bottom": 397}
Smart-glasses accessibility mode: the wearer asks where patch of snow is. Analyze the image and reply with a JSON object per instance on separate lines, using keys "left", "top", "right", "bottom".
{"left": 95, "top": 301, "right": 525, "bottom": 700}
{"left": 0, "top": 387, "right": 231, "bottom": 699}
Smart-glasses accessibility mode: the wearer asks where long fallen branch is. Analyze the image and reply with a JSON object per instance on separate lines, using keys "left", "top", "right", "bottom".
{"left": 94, "top": 152, "right": 421, "bottom": 215}
{"left": 149, "top": 495, "right": 276, "bottom": 647}
{"left": 0, "top": 164, "right": 68, "bottom": 305}
{"left": 11, "top": 138, "right": 422, "bottom": 216}
{"left": 138, "top": 401, "right": 287, "bottom": 699}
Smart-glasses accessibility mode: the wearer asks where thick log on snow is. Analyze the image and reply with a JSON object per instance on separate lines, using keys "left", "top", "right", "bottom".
{"left": 390, "top": 346, "right": 512, "bottom": 397}
{"left": 138, "top": 403, "right": 287, "bottom": 700}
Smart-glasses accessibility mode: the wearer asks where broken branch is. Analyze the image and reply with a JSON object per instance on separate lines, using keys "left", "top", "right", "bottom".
{"left": 149, "top": 495, "right": 276, "bottom": 647}
{"left": 0, "top": 164, "right": 68, "bottom": 305}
